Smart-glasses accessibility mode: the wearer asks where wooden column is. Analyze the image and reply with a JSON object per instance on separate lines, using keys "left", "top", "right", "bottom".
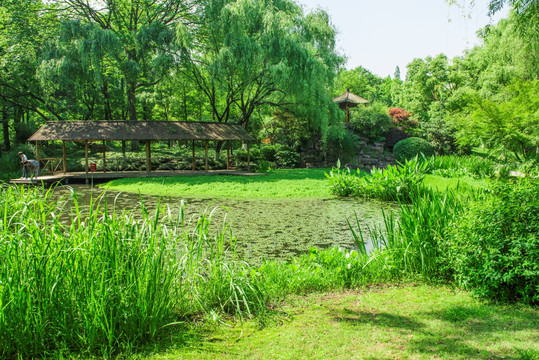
{"left": 62, "top": 141, "right": 67, "bottom": 173}
{"left": 247, "top": 142, "right": 251, "bottom": 172}
{"left": 84, "top": 141, "right": 89, "bottom": 174}
{"left": 205, "top": 140, "right": 208, "bottom": 171}
{"left": 192, "top": 140, "right": 196, "bottom": 171}
{"left": 102, "top": 140, "right": 107, "bottom": 173}
{"left": 226, "top": 141, "right": 230, "bottom": 170}
{"left": 35, "top": 141, "right": 40, "bottom": 162}
{"left": 145, "top": 140, "right": 151, "bottom": 174}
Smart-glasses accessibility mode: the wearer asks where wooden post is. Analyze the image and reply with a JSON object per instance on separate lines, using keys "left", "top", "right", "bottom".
{"left": 146, "top": 140, "right": 151, "bottom": 174}
{"left": 226, "top": 141, "right": 230, "bottom": 170}
{"left": 35, "top": 141, "right": 40, "bottom": 162}
{"left": 205, "top": 140, "right": 208, "bottom": 171}
{"left": 345, "top": 103, "right": 349, "bottom": 124}
{"left": 62, "top": 141, "right": 67, "bottom": 173}
{"left": 85, "top": 141, "right": 89, "bottom": 175}
{"left": 247, "top": 142, "right": 251, "bottom": 172}
{"left": 192, "top": 140, "right": 196, "bottom": 171}
{"left": 102, "top": 140, "right": 106, "bottom": 173}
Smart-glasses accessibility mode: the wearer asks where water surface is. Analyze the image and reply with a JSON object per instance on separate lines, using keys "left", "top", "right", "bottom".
{"left": 55, "top": 185, "right": 389, "bottom": 264}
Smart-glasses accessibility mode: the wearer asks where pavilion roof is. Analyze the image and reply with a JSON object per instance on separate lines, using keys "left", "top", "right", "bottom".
{"left": 333, "top": 90, "right": 369, "bottom": 108}
{"left": 28, "top": 121, "right": 256, "bottom": 142}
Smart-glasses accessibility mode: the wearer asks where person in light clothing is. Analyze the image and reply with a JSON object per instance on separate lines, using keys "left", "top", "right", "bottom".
{"left": 26, "top": 159, "right": 40, "bottom": 179}
{"left": 18, "top": 151, "right": 28, "bottom": 178}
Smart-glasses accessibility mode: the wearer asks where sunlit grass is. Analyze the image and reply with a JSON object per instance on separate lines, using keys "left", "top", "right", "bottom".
{"left": 146, "top": 285, "right": 539, "bottom": 360}
{"left": 423, "top": 174, "right": 490, "bottom": 194}
{"left": 101, "top": 168, "right": 334, "bottom": 199}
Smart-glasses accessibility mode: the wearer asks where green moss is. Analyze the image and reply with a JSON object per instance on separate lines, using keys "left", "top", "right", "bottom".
{"left": 101, "top": 168, "right": 333, "bottom": 199}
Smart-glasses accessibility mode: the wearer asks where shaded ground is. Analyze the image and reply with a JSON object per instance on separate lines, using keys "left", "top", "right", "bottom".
{"left": 144, "top": 285, "right": 539, "bottom": 360}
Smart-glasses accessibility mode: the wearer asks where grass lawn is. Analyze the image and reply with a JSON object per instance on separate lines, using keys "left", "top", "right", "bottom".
{"left": 101, "top": 168, "right": 334, "bottom": 199}
{"left": 144, "top": 285, "right": 538, "bottom": 360}
{"left": 423, "top": 174, "right": 490, "bottom": 195}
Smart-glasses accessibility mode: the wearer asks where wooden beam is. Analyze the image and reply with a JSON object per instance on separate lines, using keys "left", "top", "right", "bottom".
{"left": 146, "top": 140, "right": 151, "bottom": 174}
{"left": 62, "top": 141, "right": 67, "bottom": 173}
{"left": 102, "top": 140, "right": 106, "bottom": 173}
{"left": 192, "top": 140, "right": 196, "bottom": 171}
{"left": 205, "top": 140, "right": 208, "bottom": 171}
{"left": 85, "top": 141, "right": 89, "bottom": 175}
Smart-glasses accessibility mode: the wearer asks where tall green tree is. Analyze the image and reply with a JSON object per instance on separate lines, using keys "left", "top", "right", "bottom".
{"left": 0, "top": 0, "right": 60, "bottom": 151}
{"left": 335, "top": 66, "right": 393, "bottom": 106}
{"left": 52, "top": 0, "right": 197, "bottom": 121}
{"left": 456, "top": 79, "right": 539, "bottom": 160}
{"left": 177, "top": 0, "right": 342, "bottom": 130}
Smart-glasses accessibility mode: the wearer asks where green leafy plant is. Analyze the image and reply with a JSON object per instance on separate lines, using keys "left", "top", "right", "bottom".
{"left": 393, "top": 137, "right": 434, "bottom": 162}
{"left": 448, "top": 179, "right": 539, "bottom": 304}
{"left": 326, "top": 157, "right": 427, "bottom": 202}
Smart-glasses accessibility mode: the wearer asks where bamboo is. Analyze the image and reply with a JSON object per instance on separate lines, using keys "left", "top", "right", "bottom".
{"left": 62, "top": 141, "right": 67, "bottom": 173}
{"left": 146, "top": 140, "right": 151, "bottom": 173}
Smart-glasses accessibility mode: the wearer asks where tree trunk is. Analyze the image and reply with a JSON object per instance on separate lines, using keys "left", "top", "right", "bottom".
{"left": 214, "top": 141, "right": 223, "bottom": 161}
{"left": 13, "top": 106, "right": 24, "bottom": 144}
{"left": 126, "top": 50, "right": 138, "bottom": 121}
{"left": 102, "top": 80, "right": 113, "bottom": 120}
{"left": 2, "top": 107, "right": 11, "bottom": 152}
{"left": 127, "top": 79, "right": 137, "bottom": 121}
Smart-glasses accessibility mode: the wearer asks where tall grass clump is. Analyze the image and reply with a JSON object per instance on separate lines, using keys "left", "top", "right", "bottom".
{"left": 362, "top": 187, "right": 466, "bottom": 279}
{"left": 0, "top": 185, "right": 265, "bottom": 358}
{"left": 326, "top": 157, "right": 427, "bottom": 202}
{"left": 422, "top": 154, "right": 501, "bottom": 179}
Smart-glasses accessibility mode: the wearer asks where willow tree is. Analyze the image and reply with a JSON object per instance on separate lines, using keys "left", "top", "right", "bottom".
{"left": 52, "top": 0, "right": 198, "bottom": 121}
{"left": 177, "top": 0, "right": 342, "bottom": 131}
{"left": 0, "top": 0, "right": 60, "bottom": 151}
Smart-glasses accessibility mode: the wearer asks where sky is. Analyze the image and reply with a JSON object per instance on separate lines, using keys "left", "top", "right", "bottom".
{"left": 297, "top": 0, "right": 509, "bottom": 78}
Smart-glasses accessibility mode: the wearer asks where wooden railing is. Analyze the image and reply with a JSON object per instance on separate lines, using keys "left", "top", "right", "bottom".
{"left": 39, "top": 158, "right": 64, "bottom": 174}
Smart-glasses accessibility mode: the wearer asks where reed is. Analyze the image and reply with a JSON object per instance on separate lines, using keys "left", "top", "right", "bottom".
{"left": 359, "top": 186, "right": 466, "bottom": 279}
{"left": 0, "top": 185, "right": 265, "bottom": 358}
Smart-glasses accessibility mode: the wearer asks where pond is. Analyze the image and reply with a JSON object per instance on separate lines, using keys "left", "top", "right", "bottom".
{"left": 54, "top": 185, "right": 390, "bottom": 264}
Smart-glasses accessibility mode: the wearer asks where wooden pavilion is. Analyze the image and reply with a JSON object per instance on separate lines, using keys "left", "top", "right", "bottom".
{"left": 333, "top": 89, "right": 369, "bottom": 124}
{"left": 27, "top": 121, "right": 256, "bottom": 176}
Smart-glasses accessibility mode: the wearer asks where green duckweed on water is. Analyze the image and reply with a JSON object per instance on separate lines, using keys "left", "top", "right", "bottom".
{"left": 100, "top": 168, "right": 334, "bottom": 199}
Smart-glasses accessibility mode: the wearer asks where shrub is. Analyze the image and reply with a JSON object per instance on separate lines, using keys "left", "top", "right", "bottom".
{"left": 393, "top": 137, "right": 434, "bottom": 162}
{"left": 382, "top": 127, "right": 410, "bottom": 150}
{"left": 249, "top": 146, "right": 261, "bottom": 161}
{"left": 324, "top": 125, "right": 359, "bottom": 163}
{"left": 235, "top": 149, "right": 249, "bottom": 162}
{"left": 275, "top": 149, "right": 300, "bottom": 168}
{"left": 448, "top": 179, "right": 539, "bottom": 304}
{"left": 260, "top": 145, "right": 277, "bottom": 162}
{"left": 350, "top": 102, "right": 391, "bottom": 141}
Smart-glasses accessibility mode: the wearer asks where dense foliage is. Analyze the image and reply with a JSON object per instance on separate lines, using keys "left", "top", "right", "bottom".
{"left": 393, "top": 137, "right": 434, "bottom": 162}
{"left": 448, "top": 179, "right": 539, "bottom": 304}
{"left": 326, "top": 157, "right": 427, "bottom": 201}
{"left": 0, "top": 185, "right": 266, "bottom": 358}
{"left": 328, "top": 154, "right": 539, "bottom": 305}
